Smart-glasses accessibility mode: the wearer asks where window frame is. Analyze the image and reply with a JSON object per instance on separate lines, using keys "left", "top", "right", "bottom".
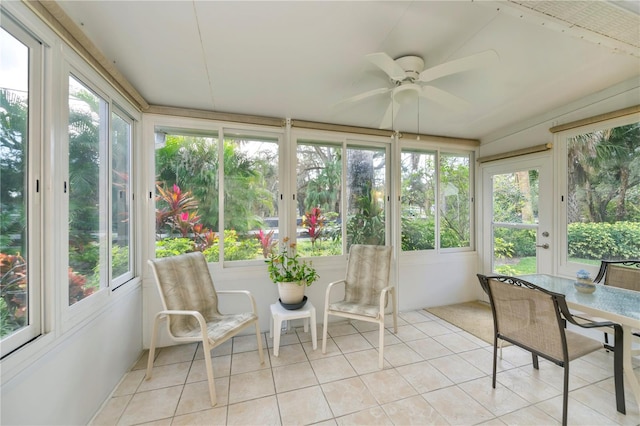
{"left": 110, "top": 106, "right": 135, "bottom": 289}
{"left": 61, "top": 48, "right": 140, "bottom": 329}
{"left": 0, "top": 14, "right": 44, "bottom": 358}
{"left": 399, "top": 141, "right": 476, "bottom": 254}
{"left": 555, "top": 113, "right": 639, "bottom": 278}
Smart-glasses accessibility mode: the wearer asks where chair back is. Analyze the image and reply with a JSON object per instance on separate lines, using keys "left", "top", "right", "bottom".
{"left": 344, "top": 245, "right": 392, "bottom": 307}
{"left": 486, "top": 276, "right": 566, "bottom": 362}
{"left": 148, "top": 252, "right": 220, "bottom": 337}
{"left": 604, "top": 264, "right": 640, "bottom": 291}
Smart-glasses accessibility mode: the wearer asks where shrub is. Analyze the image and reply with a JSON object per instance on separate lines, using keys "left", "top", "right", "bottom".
{"left": 568, "top": 221, "right": 640, "bottom": 260}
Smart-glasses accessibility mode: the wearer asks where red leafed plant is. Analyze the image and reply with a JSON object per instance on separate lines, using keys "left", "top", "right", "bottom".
{"left": 302, "top": 207, "right": 326, "bottom": 249}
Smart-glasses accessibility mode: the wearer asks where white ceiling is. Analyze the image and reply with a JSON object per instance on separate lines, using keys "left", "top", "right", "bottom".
{"left": 56, "top": 0, "right": 640, "bottom": 141}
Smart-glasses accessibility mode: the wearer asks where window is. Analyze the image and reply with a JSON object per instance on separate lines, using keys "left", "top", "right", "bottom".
{"left": 0, "top": 21, "right": 43, "bottom": 356}
{"left": 68, "top": 75, "right": 109, "bottom": 305}
{"left": 223, "top": 132, "right": 279, "bottom": 261}
{"left": 154, "top": 130, "right": 220, "bottom": 261}
{"left": 565, "top": 120, "right": 640, "bottom": 266}
{"left": 296, "top": 140, "right": 342, "bottom": 256}
{"left": 346, "top": 144, "right": 387, "bottom": 248}
{"left": 154, "top": 128, "right": 280, "bottom": 263}
{"left": 400, "top": 148, "right": 473, "bottom": 252}
{"left": 440, "top": 152, "right": 472, "bottom": 249}
{"left": 111, "top": 109, "right": 133, "bottom": 287}
{"left": 400, "top": 149, "right": 436, "bottom": 250}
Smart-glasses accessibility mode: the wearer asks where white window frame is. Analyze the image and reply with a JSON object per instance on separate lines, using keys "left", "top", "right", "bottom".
{"left": 555, "top": 113, "right": 640, "bottom": 278}
{"left": 0, "top": 14, "right": 44, "bottom": 358}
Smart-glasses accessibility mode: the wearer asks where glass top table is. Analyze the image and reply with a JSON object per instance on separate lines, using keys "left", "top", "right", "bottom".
{"left": 520, "top": 274, "right": 640, "bottom": 410}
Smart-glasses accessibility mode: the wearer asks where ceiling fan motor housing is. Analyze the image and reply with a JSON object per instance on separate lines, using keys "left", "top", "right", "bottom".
{"left": 394, "top": 55, "right": 424, "bottom": 82}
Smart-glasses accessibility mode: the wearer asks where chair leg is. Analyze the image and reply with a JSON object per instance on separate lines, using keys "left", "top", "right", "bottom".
{"left": 492, "top": 337, "right": 498, "bottom": 389}
{"left": 255, "top": 322, "right": 265, "bottom": 364}
{"left": 322, "top": 310, "right": 329, "bottom": 354}
{"left": 378, "top": 321, "right": 385, "bottom": 369}
{"left": 562, "top": 365, "right": 569, "bottom": 426}
{"left": 532, "top": 353, "right": 539, "bottom": 370}
{"left": 202, "top": 340, "right": 217, "bottom": 406}
{"left": 391, "top": 290, "right": 398, "bottom": 333}
{"left": 612, "top": 326, "right": 626, "bottom": 414}
{"left": 145, "top": 314, "right": 162, "bottom": 380}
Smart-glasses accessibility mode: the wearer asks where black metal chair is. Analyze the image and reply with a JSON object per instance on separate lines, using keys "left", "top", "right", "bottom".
{"left": 476, "top": 274, "right": 625, "bottom": 425}
{"left": 593, "top": 260, "right": 640, "bottom": 350}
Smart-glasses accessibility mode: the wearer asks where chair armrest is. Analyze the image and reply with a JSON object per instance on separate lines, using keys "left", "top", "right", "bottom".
{"left": 378, "top": 285, "right": 395, "bottom": 309}
{"left": 216, "top": 290, "right": 259, "bottom": 315}
{"left": 155, "top": 309, "right": 209, "bottom": 339}
{"left": 325, "top": 279, "right": 346, "bottom": 311}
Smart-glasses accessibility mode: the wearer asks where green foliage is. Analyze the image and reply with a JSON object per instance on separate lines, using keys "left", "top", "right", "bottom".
{"left": 296, "top": 239, "right": 342, "bottom": 256}
{"left": 0, "top": 253, "right": 27, "bottom": 336}
{"left": 493, "top": 228, "right": 536, "bottom": 257}
{"left": 220, "top": 230, "right": 261, "bottom": 261}
{"left": 347, "top": 185, "right": 385, "bottom": 247}
{"left": 265, "top": 238, "right": 318, "bottom": 285}
{"left": 111, "top": 245, "right": 130, "bottom": 278}
{"left": 568, "top": 221, "right": 640, "bottom": 260}
{"left": 401, "top": 218, "right": 435, "bottom": 251}
{"left": 155, "top": 238, "right": 195, "bottom": 258}
{"left": 493, "top": 237, "right": 514, "bottom": 259}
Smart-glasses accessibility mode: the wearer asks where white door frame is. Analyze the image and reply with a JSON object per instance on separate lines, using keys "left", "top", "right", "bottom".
{"left": 479, "top": 152, "right": 553, "bottom": 279}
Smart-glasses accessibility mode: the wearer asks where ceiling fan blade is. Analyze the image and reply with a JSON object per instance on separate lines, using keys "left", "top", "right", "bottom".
{"left": 420, "top": 86, "right": 470, "bottom": 111}
{"left": 333, "top": 87, "right": 390, "bottom": 109}
{"left": 418, "top": 49, "right": 499, "bottom": 83}
{"left": 366, "top": 52, "right": 407, "bottom": 81}
{"left": 379, "top": 99, "right": 400, "bottom": 129}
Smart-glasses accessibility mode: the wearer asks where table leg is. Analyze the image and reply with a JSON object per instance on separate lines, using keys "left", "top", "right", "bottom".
{"left": 310, "top": 306, "right": 317, "bottom": 350}
{"left": 303, "top": 317, "right": 309, "bottom": 333}
{"left": 622, "top": 325, "right": 640, "bottom": 409}
{"left": 273, "top": 315, "right": 282, "bottom": 357}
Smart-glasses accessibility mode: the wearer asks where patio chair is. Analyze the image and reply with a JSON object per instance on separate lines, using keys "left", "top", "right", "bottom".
{"left": 322, "top": 244, "right": 397, "bottom": 369}
{"left": 594, "top": 260, "right": 640, "bottom": 350}
{"left": 476, "top": 274, "right": 625, "bottom": 425}
{"left": 146, "top": 252, "right": 264, "bottom": 406}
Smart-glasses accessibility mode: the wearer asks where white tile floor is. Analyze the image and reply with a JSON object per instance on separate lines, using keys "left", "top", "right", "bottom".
{"left": 91, "top": 309, "right": 640, "bottom": 425}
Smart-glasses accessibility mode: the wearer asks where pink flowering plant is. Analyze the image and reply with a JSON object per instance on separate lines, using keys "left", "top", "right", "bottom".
{"left": 266, "top": 237, "right": 318, "bottom": 286}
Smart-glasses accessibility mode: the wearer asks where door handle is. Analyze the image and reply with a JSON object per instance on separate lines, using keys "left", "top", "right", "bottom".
{"left": 536, "top": 243, "right": 549, "bottom": 249}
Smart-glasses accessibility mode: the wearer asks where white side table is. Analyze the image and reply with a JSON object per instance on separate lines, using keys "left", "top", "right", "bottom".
{"left": 269, "top": 300, "right": 317, "bottom": 356}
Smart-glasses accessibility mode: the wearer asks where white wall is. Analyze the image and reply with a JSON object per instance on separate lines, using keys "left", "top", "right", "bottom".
{"left": 0, "top": 284, "right": 143, "bottom": 425}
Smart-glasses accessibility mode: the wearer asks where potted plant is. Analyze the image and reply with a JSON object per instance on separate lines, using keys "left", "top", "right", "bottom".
{"left": 266, "top": 237, "right": 318, "bottom": 305}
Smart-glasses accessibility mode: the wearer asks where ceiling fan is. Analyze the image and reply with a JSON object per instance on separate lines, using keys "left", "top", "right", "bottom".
{"left": 339, "top": 50, "right": 499, "bottom": 129}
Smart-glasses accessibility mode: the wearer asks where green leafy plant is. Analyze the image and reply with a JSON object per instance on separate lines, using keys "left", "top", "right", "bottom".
{"left": 265, "top": 237, "right": 318, "bottom": 286}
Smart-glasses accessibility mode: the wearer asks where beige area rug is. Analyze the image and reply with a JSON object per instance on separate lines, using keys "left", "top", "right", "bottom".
{"left": 426, "top": 301, "right": 508, "bottom": 346}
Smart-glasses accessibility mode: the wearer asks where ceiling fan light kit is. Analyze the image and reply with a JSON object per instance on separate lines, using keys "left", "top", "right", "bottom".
{"left": 342, "top": 49, "right": 499, "bottom": 130}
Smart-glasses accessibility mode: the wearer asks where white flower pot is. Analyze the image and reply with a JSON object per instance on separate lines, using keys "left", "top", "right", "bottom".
{"left": 277, "top": 281, "right": 305, "bottom": 304}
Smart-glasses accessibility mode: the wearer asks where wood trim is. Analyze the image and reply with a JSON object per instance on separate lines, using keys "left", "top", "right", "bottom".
{"left": 23, "top": 0, "right": 149, "bottom": 111}
{"left": 477, "top": 143, "right": 552, "bottom": 163}
{"left": 549, "top": 105, "right": 640, "bottom": 133}
{"left": 147, "top": 105, "right": 285, "bottom": 128}
{"left": 291, "top": 119, "right": 480, "bottom": 146}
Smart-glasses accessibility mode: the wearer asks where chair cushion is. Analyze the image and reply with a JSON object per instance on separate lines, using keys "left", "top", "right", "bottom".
{"left": 329, "top": 301, "right": 380, "bottom": 318}
{"left": 177, "top": 312, "right": 257, "bottom": 342}
{"left": 344, "top": 245, "right": 392, "bottom": 307}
